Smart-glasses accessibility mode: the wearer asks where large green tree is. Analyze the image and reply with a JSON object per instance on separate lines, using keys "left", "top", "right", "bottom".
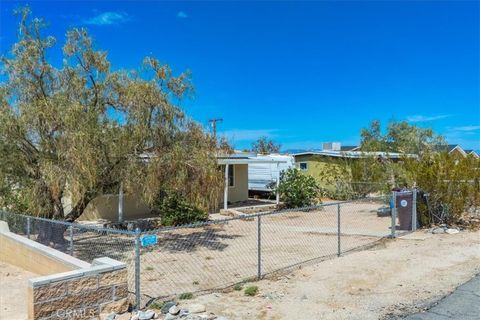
{"left": 360, "top": 120, "right": 445, "bottom": 154}
{"left": 251, "top": 136, "right": 281, "bottom": 154}
{"left": 0, "top": 8, "right": 223, "bottom": 221}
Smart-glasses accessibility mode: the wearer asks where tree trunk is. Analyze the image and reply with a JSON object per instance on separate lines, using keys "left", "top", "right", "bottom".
{"left": 36, "top": 220, "right": 68, "bottom": 249}
{"left": 64, "top": 192, "right": 96, "bottom": 222}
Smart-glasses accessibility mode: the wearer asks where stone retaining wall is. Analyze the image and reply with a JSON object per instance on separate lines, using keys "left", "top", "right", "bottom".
{"left": 29, "top": 257, "right": 129, "bottom": 320}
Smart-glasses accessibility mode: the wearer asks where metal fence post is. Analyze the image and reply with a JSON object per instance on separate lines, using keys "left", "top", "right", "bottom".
{"left": 257, "top": 215, "right": 262, "bottom": 280}
{"left": 134, "top": 228, "right": 141, "bottom": 310}
{"left": 337, "top": 203, "right": 341, "bottom": 256}
{"left": 69, "top": 225, "right": 74, "bottom": 255}
{"left": 27, "top": 217, "right": 31, "bottom": 239}
{"left": 412, "top": 190, "right": 417, "bottom": 231}
{"left": 391, "top": 192, "right": 397, "bottom": 238}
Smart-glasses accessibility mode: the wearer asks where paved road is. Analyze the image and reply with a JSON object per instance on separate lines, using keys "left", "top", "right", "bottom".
{"left": 405, "top": 274, "right": 480, "bottom": 319}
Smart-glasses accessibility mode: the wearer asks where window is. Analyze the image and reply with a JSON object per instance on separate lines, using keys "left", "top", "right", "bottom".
{"left": 299, "top": 162, "right": 308, "bottom": 171}
{"left": 228, "top": 165, "right": 235, "bottom": 187}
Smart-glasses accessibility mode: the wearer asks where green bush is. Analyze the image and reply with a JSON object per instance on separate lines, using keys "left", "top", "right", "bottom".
{"left": 157, "top": 193, "right": 208, "bottom": 226}
{"left": 272, "top": 168, "right": 320, "bottom": 208}
{"left": 244, "top": 285, "right": 259, "bottom": 296}
{"left": 178, "top": 292, "right": 193, "bottom": 300}
{"left": 233, "top": 284, "right": 243, "bottom": 291}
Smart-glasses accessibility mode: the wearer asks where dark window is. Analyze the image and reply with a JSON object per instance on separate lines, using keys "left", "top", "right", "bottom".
{"left": 299, "top": 162, "right": 308, "bottom": 171}
{"left": 228, "top": 165, "right": 235, "bottom": 187}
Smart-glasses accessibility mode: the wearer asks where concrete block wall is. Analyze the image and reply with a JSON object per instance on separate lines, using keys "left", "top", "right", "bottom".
{"left": 29, "top": 257, "right": 129, "bottom": 320}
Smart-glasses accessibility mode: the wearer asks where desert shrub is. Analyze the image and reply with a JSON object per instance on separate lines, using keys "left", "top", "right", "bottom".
{"left": 178, "top": 292, "right": 193, "bottom": 300}
{"left": 233, "top": 284, "right": 243, "bottom": 291}
{"left": 148, "top": 300, "right": 164, "bottom": 310}
{"left": 244, "top": 285, "right": 259, "bottom": 296}
{"left": 156, "top": 193, "right": 208, "bottom": 226}
{"left": 404, "top": 152, "right": 480, "bottom": 224}
{"left": 272, "top": 168, "right": 320, "bottom": 208}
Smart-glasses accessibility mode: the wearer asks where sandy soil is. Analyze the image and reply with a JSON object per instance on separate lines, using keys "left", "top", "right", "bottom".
{"left": 179, "top": 230, "right": 480, "bottom": 320}
{"left": 0, "top": 262, "right": 37, "bottom": 320}
{"left": 135, "top": 199, "right": 391, "bottom": 299}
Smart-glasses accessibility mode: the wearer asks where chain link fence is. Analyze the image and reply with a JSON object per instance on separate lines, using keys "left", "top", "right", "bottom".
{"left": 1, "top": 194, "right": 414, "bottom": 309}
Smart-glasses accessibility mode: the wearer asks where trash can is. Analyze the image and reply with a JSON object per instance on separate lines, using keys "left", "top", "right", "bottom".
{"left": 395, "top": 191, "right": 414, "bottom": 230}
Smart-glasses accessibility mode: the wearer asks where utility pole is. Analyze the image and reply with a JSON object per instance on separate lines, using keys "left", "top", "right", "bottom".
{"left": 209, "top": 118, "right": 223, "bottom": 143}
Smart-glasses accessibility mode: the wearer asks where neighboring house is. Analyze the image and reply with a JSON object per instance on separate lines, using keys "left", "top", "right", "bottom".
{"left": 340, "top": 145, "right": 360, "bottom": 151}
{"left": 248, "top": 154, "right": 295, "bottom": 192}
{"left": 293, "top": 143, "right": 412, "bottom": 191}
{"left": 464, "top": 149, "right": 480, "bottom": 158}
{"left": 446, "top": 144, "right": 468, "bottom": 157}
{"left": 217, "top": 153, "right": 287, "bottom": 210}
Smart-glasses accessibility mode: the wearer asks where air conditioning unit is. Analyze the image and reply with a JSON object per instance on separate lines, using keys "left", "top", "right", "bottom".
{"left": 322, "top": 142, "right": 341, "bottom": 151}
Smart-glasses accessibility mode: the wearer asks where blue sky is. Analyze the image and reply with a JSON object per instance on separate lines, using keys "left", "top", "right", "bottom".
{"left": 1, "top": 1, "right": 479, "bottom": 151}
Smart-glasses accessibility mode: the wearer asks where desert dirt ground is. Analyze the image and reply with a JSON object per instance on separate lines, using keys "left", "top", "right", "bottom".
{"left": 0, "top": 262, "right": 37, "bottom": 320}
{"left": 5, "top": 198, "right": 400, "bottom": 305}
{"left": 178, "top": 230, "right": 480, "bottom": 320}
{"left": 134, "top": 199, "right": 392, "bottom": 300}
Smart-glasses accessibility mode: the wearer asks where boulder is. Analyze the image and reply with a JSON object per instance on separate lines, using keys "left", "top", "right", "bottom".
{"left": 161, "top": 302, "right": 177, "bottom": 314}
{"left": 164, "top": 313, "right": 177, "bottom": 320}
{"left": 169, "top": 305, "right": 180, "bottom": 315}
{"left": 138, "top": 310, "right": 155, "bottom": 320}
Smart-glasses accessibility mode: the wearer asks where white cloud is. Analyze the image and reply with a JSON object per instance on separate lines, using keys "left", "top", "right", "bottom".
{"left": 83, "top": 12, "right": 130, "bottom": 26}
{"left": 220, "top": 129, "right": 277, "bottom": 141}
{"left": 406, "top": 114, "right": 451, "bottom": 122}
{"left": 177, "top": 11, "right": 188, "bottom": 19}
{"left": 450, "top": 125, "right": 480, "bottom": 132}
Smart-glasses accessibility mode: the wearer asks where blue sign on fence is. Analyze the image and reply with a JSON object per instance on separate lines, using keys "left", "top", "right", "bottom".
{"left": 140, "top": 234, "right": 158, "bottom": 247}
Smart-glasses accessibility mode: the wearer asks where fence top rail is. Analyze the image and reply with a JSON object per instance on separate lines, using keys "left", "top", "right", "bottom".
{"left": 0, "top": 210, "right": 136, "bottom": 235}
{"left": 1, "top": 195, "right": 388, "bottom": 235}
{"left": 141, "top": 195, "right": 388, "bottom": 234}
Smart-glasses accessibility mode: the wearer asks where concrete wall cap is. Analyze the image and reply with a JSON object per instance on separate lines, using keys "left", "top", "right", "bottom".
{"left": 29, "top": 262, "right": 122, "bottom": 287}
{"left": 92, "top": 257, "right": 126, "bottom": 270}
{"left": 0, "top": 220, "right": 10, "bottom": 233}
{"left": 1, "top": 231, "right": 90, "bottom": 269}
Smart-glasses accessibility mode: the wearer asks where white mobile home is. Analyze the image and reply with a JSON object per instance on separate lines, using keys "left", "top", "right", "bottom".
{"left": 248, "top": 154, "right": 295, "bottom": 192}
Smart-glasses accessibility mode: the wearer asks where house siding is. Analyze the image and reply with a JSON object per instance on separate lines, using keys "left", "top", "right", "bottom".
{"left": 294, "top": 155, "right": 351, "bottom": 191}
{"left": 225, "top": 164, "right": 249, "bottom": 203}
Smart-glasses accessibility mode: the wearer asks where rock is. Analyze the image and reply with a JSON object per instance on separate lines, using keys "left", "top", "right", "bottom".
{"left": 179, "top": 309, "right": 190, "bottom": 318}
{"left": 169, "top": 305, "right": 180, "bottom": 315}
{"left": 445, "top": 228, "right": 459, "bottom": 234}
{"left": 432, "top": 227, "right": 445, "bottom": 234}
{"left": 164, "top": 313, "right": 177, "bottom": 320}
{"left": 102, "top": 298, "right": 130, "bottom": 314}
{"left": 116, "top": 313, "right": 133, "bottom": 320}
{"left": 138, "top": 310, "right": 155, "bottom": 320}
{"left": 161, "top": 302, "right": 177, "bottom": 314}
{"left": 187, "top": 304, "right": 206, "bottom": 314}
{"left": 216, "top": 317, "right": 228, "bottom": 320}
{"left": 100, "top": 313, "right": 117, "bottom": 320}
{"left": 130, "top": 314, "right": 139, "bottom": 320}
